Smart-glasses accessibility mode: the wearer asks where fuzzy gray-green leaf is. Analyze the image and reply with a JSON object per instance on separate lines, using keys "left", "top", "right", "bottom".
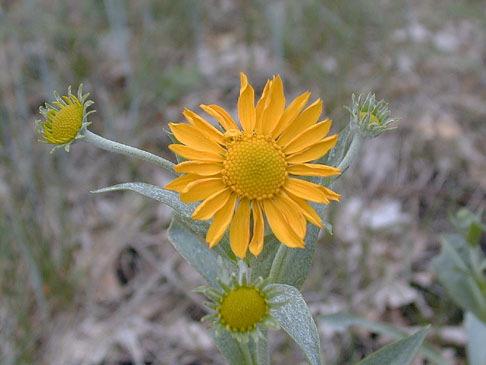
{"left": 465, "top": 312, "right": 486, "bottom": 365}
{"left": 431, "top": 234, "right": 486, "bottom": 323}
{"left": 356, "top": 327, "right": 430, "bottom": 365}
{"left": 212, "top": 330, "right": 248, "bottom": 365}
{"left": 270, "top": 284, "right": 322, "bottom": 365}
{"left": 320, "top": 313, "right": 446, "bottom": 364}
{"left": 168, "top": 217, "right": 221, "bottom": 287}
{"left": 92, "top": 182, "right": 192, "bottom": 217}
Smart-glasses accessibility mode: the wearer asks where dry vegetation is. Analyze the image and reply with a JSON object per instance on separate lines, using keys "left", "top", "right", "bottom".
{"left": 0, "top": 0, "right": 485, "bottom": 364}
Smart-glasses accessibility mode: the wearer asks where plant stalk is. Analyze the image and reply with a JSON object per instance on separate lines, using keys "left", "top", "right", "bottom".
{"left": 83, "top": 130, "right": 175, "bottom": 173}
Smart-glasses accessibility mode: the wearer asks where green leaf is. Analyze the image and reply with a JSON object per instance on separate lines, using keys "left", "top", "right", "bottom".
{"left": 168, "top": 217, "right": 223, "bottom": 287}
{"left": 320, "top": 313, "right": 446, "bottom": 364}
{"left": 93, "top": 182, "right": 234, "bottom": 286}
{"left": 270, "top": 284, "right": 322, "bottom": 365}
{"left": 92, "top": 182, "right": 193, "bottom": 218}
{"left": 451, "top": 209, "right": 485, "bottom": 247}
{"left": 252, "top": 331, "right": 270, "bottom": 365}
{"left": 431, "top": 234, "right": 486, "bottom": 322}
{"left": 356, "top": 327, "right": 430, "bottom": 365}
{"left": 212, "top": 330, "right": 248, "bottom": 365}
{"left": 465, "top": 312, "right": 486, "bottom": 365}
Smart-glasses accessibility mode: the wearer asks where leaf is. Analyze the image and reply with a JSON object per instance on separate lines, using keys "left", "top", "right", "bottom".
{"left": 320, "top": 313, "right": 446, "bottom": 364}
{"left": 212, "top": 330, "right": 247, "bottom": 365}
{"left": 270, "top": 284, "right": 322, "bottom": 365}
{"left": 465, "top": 312, "right": 486, "bottom": 365}
{"left": 356, "top": 327, "right": 430, "bottom": 365}
{"left": 167, "top": 217, "right": 223, "bottom": 287}
{"left": 252, "top": 331, "right": 270, "bottom": 365}
{"left": 92, "top": 182, "right": 193, "bottom": 218}
{"left": 431, "top": 234, "right": 486, "bottom": 323}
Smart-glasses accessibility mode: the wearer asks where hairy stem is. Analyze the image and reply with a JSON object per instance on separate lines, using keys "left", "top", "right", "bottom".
{"left": 83, "top": 130, "right": 175, "bottom": 173}
{"left": 337, "top": 131, "right": 363, "bottom": 173}
{"left": 268, "top": 245, "right": 288, "bottom": 283}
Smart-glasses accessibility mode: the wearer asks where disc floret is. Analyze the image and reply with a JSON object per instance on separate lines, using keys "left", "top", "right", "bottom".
{"left": 222, "top": 131, "right": 287, "bottom": 200}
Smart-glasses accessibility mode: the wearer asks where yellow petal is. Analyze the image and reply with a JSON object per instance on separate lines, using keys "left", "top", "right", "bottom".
{"left": 255, "top": 80, "right": 272, "bottom": 132}
{"left": 261, "top": 75, "right": 285, "bottom": 135}
{"left": 169, "top": 144, "right": 223, "bottom": 162}
{"left": 183, "top": 108, "right": 225, "bottom": 145}
{"left": 249, "top": 202, "right": 264, "bottom": 256}
{"left": 174, "top": 160, "right": 222, "bottom": 176}
{"left": 206, "top": 194, "right": 237, "bottom": 247}
{"left": 273, "top": 195, "right": 307, "bottom": 239}
{"left": 237, "top": 73, "right": 256, "bottom": 132}
{"left": 262, "top": 199, "right": 304, "bottom": 248}
{"left": 200, "top": 104, "right": 238, "bottom": 131}
{"left": 288, "top": 163, "right": 341, "bottom": 177}
{"left": 284, "top": 191, "right": 322, "bottom": 227}
{"left": 286, "top": 134, "right": 338, "bottom": 163}
{"left": 169, "top": 123, "right": 224, "bottom": 154}
{"left": 283, "top": 119, "right": 332, "bottom": 153}
{"left": 284, "top": 178, "right": 330, "bottom": 204}
{"left": 180, "top": 177, "right": 225, "bottom": 203}
{"left": 229, "top": 199, "right": 251, "bottom": 258}
{"left": 277, "top": 99, "right": 323, "bottom": 147}
{"left": 320, "top": 185, "right": 341, "bottom": 201}
{"left": 165, "top": 174, "right": 200, "bottom": 193}
{"left": 192, "top": 188, "right": 231, "bottom": 220}
{"left": 272, "top": 91, "right": 311, "bottom": 138}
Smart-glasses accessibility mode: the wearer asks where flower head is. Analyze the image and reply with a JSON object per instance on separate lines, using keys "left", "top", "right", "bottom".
{"left": 348, "top": 92, "right": 395, "bottom": 138}
{"left": 199, "top": 262, "right": 280, "bottom": 342}
{"left": 166, "top": 73, "right": 341, "bottom": 258}
{"left": 36, "top": 84, "right": 94, "bottom": 152}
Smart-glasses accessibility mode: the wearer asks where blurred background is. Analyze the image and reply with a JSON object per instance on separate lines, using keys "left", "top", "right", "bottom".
{"left": 0, "top": 0, "right": 485, "bottom": 364}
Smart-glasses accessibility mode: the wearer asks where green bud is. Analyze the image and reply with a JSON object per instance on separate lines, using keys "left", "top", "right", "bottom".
{"left": 348, "top": 92, "right": 396, "bottom": 138}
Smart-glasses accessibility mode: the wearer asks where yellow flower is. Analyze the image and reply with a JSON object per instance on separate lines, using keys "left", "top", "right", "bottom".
{"left": 166, "top": 73, "right": 341, "bottom": 258}
{"left": 200, "top": 264, "right": 279, "bottom": 342}
{"left": 36, "top": 84, "right": 94, "bottom": 151}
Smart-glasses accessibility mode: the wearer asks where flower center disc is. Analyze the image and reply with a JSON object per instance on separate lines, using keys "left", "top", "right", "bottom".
{"left": 218, "top": 286, "right": 268, "bottom": 332}
{"left": 51, "top": 103, "right": 84, "bottom": 143}
{"left": 222, "top": 133, "right": 287, "bottom": 200}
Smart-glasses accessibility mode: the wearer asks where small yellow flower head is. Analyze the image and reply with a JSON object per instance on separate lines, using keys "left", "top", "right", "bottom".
{"left": 349, "top": 92, "right": 396, "bottom": 138}
{"left": 36, "top": 84, "right": 95, "bottom": 152}
{"left": 166, "top": 73, "right": 341, "bottom": 258}
{"left": 199, "top": 263, "right": 280, "bottom": 342}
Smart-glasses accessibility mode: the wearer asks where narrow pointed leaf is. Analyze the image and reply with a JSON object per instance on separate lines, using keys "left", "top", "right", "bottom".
{"left": 168, "top": 217, "right": 221, "bottom": 287}
{"left": 92, "top": 182, "right": 193, "bottom": 218}
{"left": 320, "top": 313, "right": 445, "bottom": 364}
{"left": 356, "top": 327, "right": 430, "bottom": 365}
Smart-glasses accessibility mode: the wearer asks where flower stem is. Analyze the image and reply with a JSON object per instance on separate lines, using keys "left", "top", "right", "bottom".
{"left": 268, "top": 245, "right": 288, "bottom": 283}
{"left": 83, "top": 130, "right": 175, "bottom": 173}
{"left": 337, "top": 131, "right": 363, "bottom": 173}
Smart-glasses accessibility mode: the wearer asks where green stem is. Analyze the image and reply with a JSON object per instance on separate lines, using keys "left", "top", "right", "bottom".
{"left": 337, "top": 131, "right": 363, "bottom": 173}
{"left": 83, "top": 130, "right": 175, "bottom": 173}
{"left": 238, "top": 341, "right": 254, "bottom": 365}
{"left": 268, "top": 245, "right": 288, "bottom": 283}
